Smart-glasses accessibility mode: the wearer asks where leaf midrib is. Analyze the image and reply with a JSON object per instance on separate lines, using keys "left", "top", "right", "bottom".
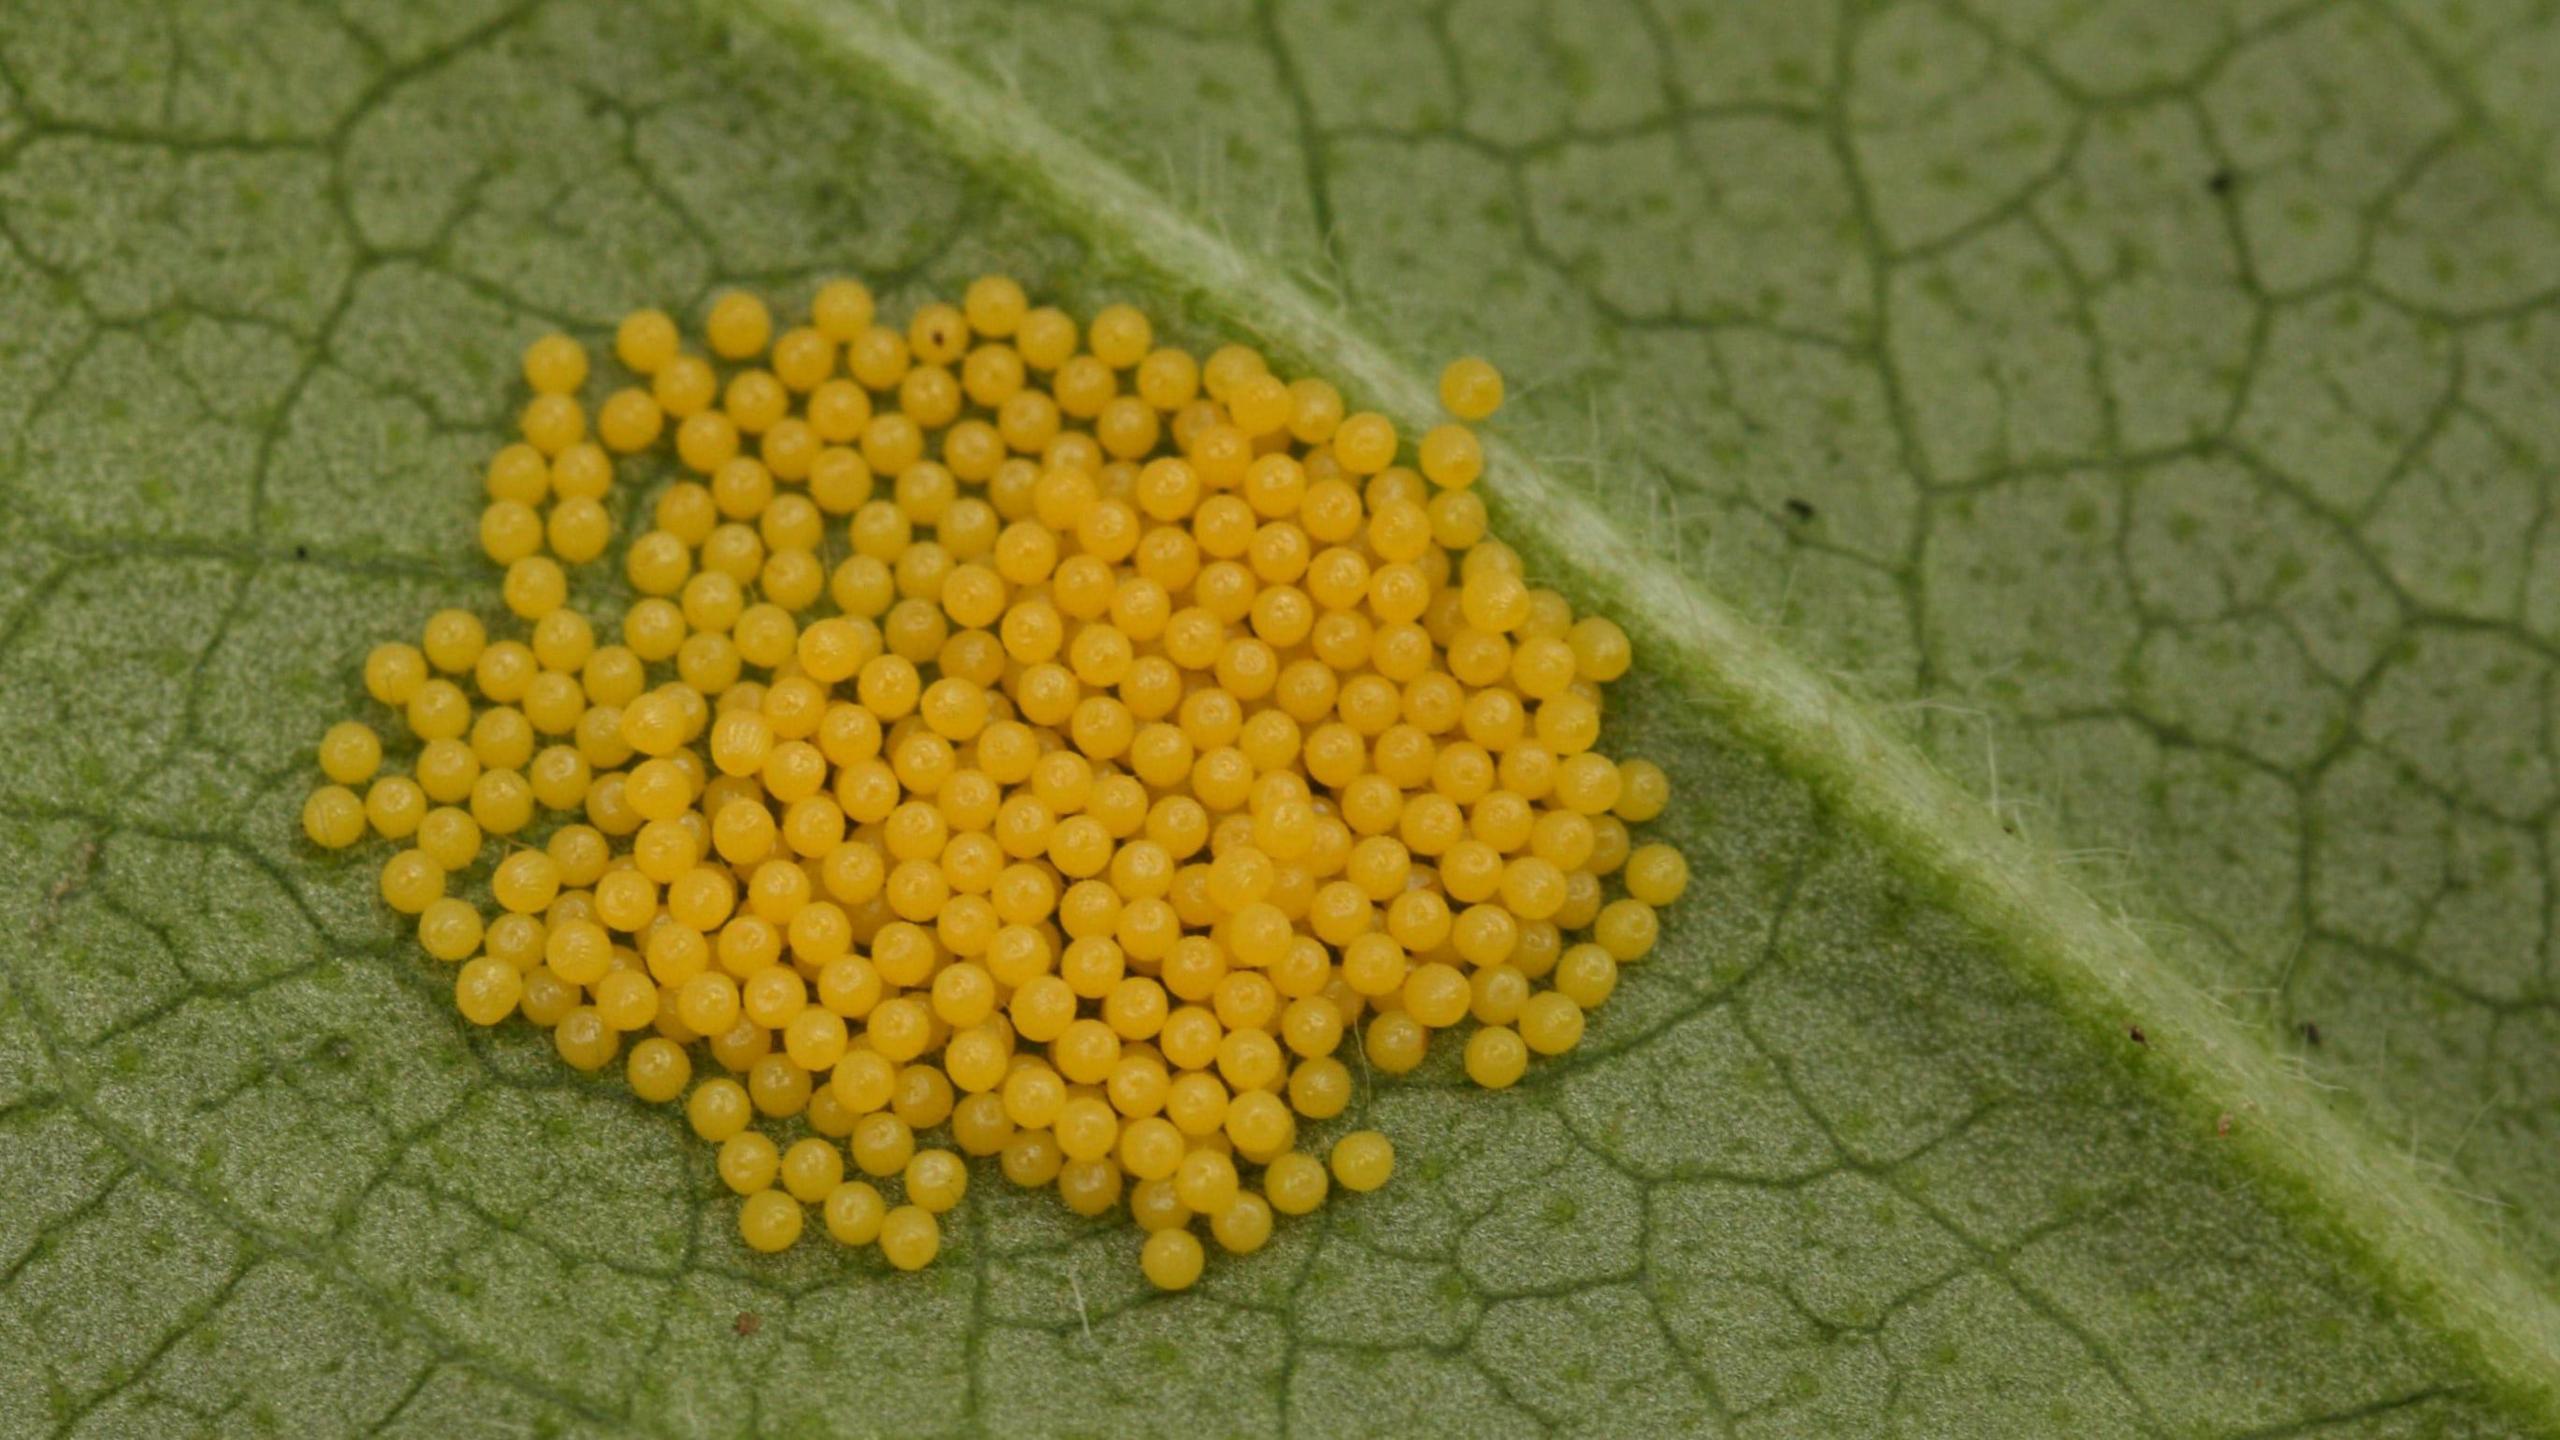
{"left": 714, "top": 0, "right": 2560, "bottom": 1421}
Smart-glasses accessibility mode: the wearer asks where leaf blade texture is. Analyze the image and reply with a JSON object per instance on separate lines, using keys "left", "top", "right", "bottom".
{"left": 1, "top": 0, "right": 2556, "bottom": 1434}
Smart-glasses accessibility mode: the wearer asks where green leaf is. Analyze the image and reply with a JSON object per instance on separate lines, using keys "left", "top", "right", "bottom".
{"left": 0, "top": 0, "right": 2554, "bottom": 1435}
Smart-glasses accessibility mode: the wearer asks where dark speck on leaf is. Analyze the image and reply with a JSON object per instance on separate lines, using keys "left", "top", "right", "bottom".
{"left": 1783, "top": 498, "right": 1815, "bottom": 523}
{"left": 2207, "top": 169, "right": 2234, "bottom": 195}
{"left": 293, "top": 544, "right": 309, "bottom": 560}
{"left": 735, "top": 1312, "right": 761, "bottom": 1337}
{"left": 2128, "top": 1025, "right": 2148, "bottom": 1046}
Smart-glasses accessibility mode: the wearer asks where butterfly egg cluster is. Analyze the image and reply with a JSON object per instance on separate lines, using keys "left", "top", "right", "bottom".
{"left": 303, "top": 278, "right": 1688, "bottom": 1288}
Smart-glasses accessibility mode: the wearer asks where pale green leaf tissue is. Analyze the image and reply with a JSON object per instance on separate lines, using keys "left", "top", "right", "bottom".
{"left": 2, "top": 0, "right": 2556, "bottom": 1434}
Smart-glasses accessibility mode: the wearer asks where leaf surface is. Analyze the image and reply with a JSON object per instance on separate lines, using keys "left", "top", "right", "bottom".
{"left": 0, "top": 0, "right": 2555, "bottom": 1434}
